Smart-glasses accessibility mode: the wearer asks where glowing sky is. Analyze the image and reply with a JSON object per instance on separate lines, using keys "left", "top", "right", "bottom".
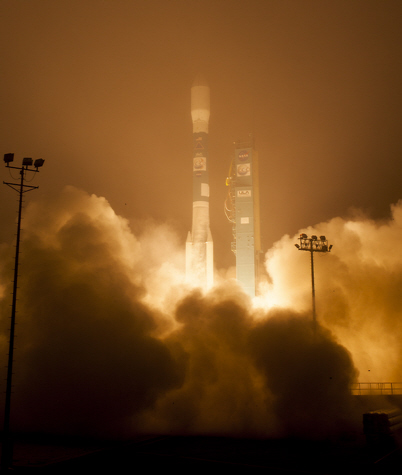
{"left": 1, "top": 0, "right": 401, "bottom": 270}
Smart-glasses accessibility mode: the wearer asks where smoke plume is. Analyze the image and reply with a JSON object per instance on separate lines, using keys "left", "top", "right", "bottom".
{"left": 2, "top": 187, "right": 401, "bottom": 439}
{"left": 262, "top": 203, "right": 402, "bottom": 383}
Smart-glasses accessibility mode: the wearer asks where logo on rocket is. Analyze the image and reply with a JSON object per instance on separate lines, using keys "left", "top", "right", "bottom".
{"left": 193, "top": 156, "right": 206, "bottom": 175}
{"left": 237, "top": 164, "right": 250, "bottom": 176}
{"left": 238, "top": 190, "right": 252, "bottom": 197}
{"left": 238, "top": 150, "right": 249, "bottom": 161}
{"left": 195, "top": 137, "right": 204, "bottom": 150}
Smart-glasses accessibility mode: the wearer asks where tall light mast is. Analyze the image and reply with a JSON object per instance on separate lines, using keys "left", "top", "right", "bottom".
{"left": 295, "top": 234, "right": 332, "bottom": 332}
{"left": 1, "top": 153, "right": 45, "bottom": 471}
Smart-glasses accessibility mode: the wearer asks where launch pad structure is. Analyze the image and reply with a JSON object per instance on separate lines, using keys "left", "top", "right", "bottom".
{"left": 185, "top": 78, "right": 261, "bottom": 296}
{"left": 225, "top": 139, "right": 262, "bottom": 297}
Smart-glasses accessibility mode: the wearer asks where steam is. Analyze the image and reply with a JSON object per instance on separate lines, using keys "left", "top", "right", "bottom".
{"left": 1, "top": 187, "right": 401, "bottom": 439}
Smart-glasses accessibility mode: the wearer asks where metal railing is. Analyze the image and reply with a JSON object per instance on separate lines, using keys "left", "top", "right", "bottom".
{"left": 350, "top": 382, "right": 402, "bottom": 395}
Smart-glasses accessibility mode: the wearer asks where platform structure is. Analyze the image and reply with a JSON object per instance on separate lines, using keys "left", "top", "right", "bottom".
{"left": 225, "top": 139, "right": 261, "bottom": 297}
{"left": 350, "top": 382, "right": 402, "bottom": 396}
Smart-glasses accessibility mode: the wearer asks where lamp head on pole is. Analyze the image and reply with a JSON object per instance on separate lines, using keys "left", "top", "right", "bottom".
{"left": 3, "top": 153, "right": 14, "bottom": 166}
{"left": 295, "top": 234, "right": 332, "bottom": 253}
{"left": 22, "top": 158, "right": 33, "bottom": 167}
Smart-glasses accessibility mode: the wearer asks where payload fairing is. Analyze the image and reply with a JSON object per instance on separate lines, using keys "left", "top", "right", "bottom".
{"left": 186, "top": 77, "right": 214, "bottom": 288}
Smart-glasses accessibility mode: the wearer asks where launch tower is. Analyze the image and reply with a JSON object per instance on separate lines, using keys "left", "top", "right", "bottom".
{"left": 225, "top": 139, "right": 261, "bottom": 296}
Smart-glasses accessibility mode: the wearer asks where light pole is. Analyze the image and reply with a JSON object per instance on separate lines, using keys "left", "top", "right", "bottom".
{"left": 295, "top": 234, "right": 332, "bottom": 332}
{"left": 1, "top": 153, "right": 45, "bottom": 472}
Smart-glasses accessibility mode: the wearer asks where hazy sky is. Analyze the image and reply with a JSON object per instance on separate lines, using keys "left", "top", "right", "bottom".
{"left": 1, "top": 0, "right": 401, "bottom": 269}
{"left": 1, "top": 2, "right": 402, "bottom": 440}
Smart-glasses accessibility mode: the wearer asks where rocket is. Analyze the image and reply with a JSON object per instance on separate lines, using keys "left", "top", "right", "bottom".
{"left": 186, "top": 77, "right": 214, "bottom": 288}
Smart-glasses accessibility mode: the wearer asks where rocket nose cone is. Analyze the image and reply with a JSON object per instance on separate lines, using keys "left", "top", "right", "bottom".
{"left": 192, "top": 74, "right": 208, "bottom": 88}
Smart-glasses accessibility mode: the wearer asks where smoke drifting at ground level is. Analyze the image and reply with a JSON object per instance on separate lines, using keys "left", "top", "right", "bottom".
{"left": 139, "top": 294, "right": 358, "bottom": 438}
{"left": 2, "top": 187, "right": 401, "bottom": 439}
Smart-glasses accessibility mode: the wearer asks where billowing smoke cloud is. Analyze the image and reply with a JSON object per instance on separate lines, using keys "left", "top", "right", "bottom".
{"left": 250, "top": 313, "right": 358, "bottom": 438}
{"left": 139, "top": 292, "right": 358, "bottom": 438}
{"left": 0, "top": 188, "right": 185, "bottom": 438}
{"left": 3, "top": 187, "right": 401, "bottom": 440}
{"left": 262, "top": 203, "right": 402, "bottom": 383}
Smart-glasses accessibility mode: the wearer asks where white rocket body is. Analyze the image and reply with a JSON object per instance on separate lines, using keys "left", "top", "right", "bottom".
{"left": 186, "top": 78, "right": 213, "bottom": 288}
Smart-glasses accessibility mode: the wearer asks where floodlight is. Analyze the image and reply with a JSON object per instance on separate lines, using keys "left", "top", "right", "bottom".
{"left": 295, "top": 244, "right": 300, "bottom": 249}
{"left": 311, "top": 235, "right": 317, "bottom": 240}
{"left": 34, "top": 158, "right": 45, "bottom": 168}
{"left": 300, "top": 233, "right": 307, "bottom": 239}
{"left": 320, "top": 235, "right": 326, "bottom": 241}
{"left": 4, "top": 153, "right": 14, "bottom": 165}
{"left": 22, "top": 157, "right": 33, "bottom": 167}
